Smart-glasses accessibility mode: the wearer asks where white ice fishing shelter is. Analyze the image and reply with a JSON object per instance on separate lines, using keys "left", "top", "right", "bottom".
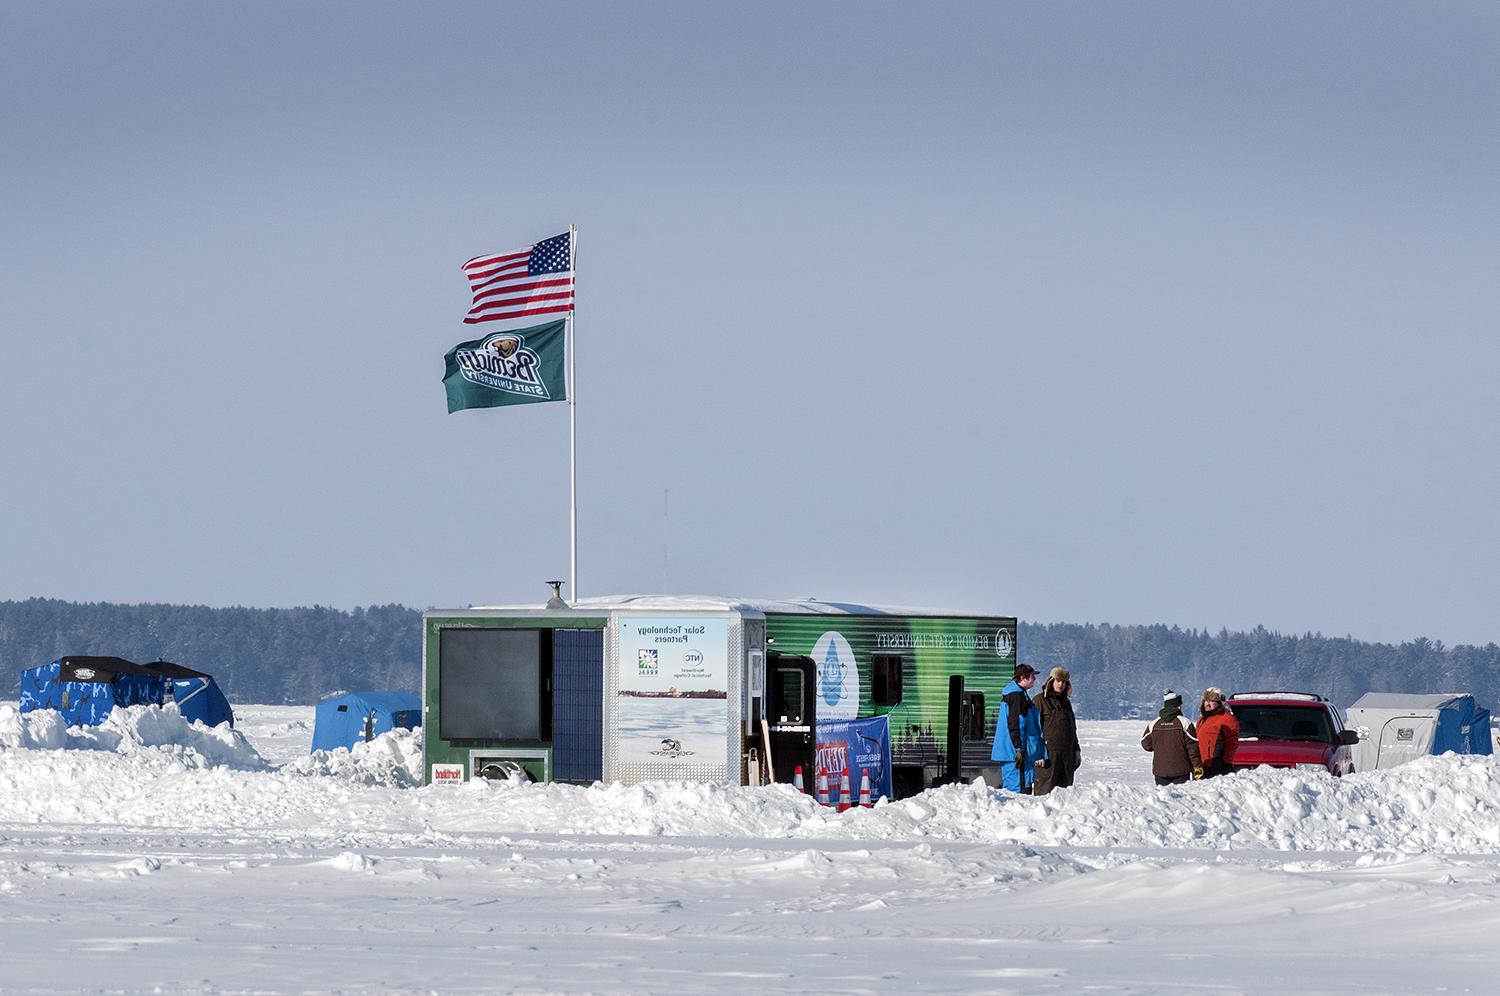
{"left": 1347, "top": 692, "right": 1493, "bottom": 771}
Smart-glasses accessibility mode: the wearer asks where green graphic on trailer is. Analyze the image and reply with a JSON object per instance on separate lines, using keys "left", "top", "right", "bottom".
{"left": 763, "top": 614, "right": 1016, "bottom": 768}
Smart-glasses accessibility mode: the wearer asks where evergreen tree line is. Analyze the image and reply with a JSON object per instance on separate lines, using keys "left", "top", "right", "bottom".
{"left": 3, "top": 599, "right": 1497, "bottom": 717}
{"left": 1021, "top": 621, "right": 1500, "bottom": 719}
{"left": 0, "top": 598, "right": 419, "bottom": 705}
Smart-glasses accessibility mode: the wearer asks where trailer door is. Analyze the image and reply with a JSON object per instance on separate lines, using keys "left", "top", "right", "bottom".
{"left": 767, "top": 652, "right": 816, "bottom": 784}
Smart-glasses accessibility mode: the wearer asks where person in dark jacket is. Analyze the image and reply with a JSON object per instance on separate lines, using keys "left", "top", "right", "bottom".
{"left": 990, "top": 663, "right": 1044, "bottom": 793}
{"left": 1141, "top": 690, "right": 1202, "bottom": 785}
{"left": 1195, "top": 687, "right": 1239, "bottom": 777}
{"left": 1032, "top": 666, "right": 1081, "bottom": 794}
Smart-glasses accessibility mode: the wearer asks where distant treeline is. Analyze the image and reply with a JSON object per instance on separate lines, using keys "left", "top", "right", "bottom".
{"left": 1021, "top": 622, "right": 1500, "bottom": 719}
{"left": 0, "top": 598, "right": 419, "bottom": 705}
{"left": 3, "top": 599, "right": 1497, "bottom": 717}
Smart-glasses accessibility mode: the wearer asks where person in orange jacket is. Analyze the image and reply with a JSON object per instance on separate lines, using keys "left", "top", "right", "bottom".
{"left": 1196, "top": 687, "right": 1239, "bottom": 777}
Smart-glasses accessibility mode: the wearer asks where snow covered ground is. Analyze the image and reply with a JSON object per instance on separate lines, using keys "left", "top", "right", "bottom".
{"left": 2, "top": 706, "right": 1499, "bottom": 994}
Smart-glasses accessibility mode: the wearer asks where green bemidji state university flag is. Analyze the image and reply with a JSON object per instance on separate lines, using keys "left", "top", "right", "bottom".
{"left": 442, "top": 319, "right": 568, "bottom": 413}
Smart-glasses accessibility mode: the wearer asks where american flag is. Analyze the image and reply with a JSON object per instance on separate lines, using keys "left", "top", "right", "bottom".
{"left": 461, "top": 232, "right": 574, "bottom": 324}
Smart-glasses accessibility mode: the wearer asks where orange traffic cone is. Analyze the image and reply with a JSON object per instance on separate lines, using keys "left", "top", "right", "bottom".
{"left": 815, "top": 767, "right": 829, "bottom": 806}
{"left": 859, "top": 768, "right": 872, "bottom": 808}
{"left": 793, "top": 765, "right": 805, "bottom": 793}
{"left": 837, "top": 769, "right": 853, "bottom": 812}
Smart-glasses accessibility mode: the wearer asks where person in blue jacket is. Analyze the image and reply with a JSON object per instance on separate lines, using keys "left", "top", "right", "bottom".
{"left": 991, "top": 662, "right": 1046, "bottom": 793}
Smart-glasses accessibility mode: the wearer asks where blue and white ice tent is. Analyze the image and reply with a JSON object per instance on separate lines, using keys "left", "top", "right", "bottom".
{"left": 18, "top": 656, "right": 167, "bottom": 726}
{"left": 140, "top": 660, "right": 235, "bottom": 728}
{"left": 1347, "top": 692, "right": 1495, "bottom": 771}
{"left": 311, "top": 691, "right": 421, "bottom": 752}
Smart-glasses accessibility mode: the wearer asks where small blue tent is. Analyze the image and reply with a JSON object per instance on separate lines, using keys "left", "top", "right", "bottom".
{"left": 140, "top": 660, "right": 235, "bottom": 728}
{"left": 19, "top": 656, "right": 167, "bottom": 726}
{"left": 311, "top": 691, "right": 421, "bottom": 752}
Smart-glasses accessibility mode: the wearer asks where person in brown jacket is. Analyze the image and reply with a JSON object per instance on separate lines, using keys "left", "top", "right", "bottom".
{"left": 1141, "top": 690, "right": 1202, "bottom": 785}
{"left": 1195, "top": 687, "right": 1239, "bottom": 777}
{"left": 1032, "top": 667, "right": 1081, "bottom": 794}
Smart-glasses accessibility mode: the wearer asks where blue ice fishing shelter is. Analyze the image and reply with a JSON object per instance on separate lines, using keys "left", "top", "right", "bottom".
{"left": 311, "top": 691, "right": 421, "bottom": 752}
{"left": 18, "top": 656, "right": 167, "bottom": 726}
{"left": 140, "top": 660, "right": 235, "bottom": 728}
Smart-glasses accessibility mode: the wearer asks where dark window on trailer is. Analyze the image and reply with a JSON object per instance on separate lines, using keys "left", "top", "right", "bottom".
{"left": 439, "top": 628, "right": 551, "bottom": 741}
{"left": 774, "top": 668, "right": 806, "bottom": 723}
{"left": 960, "top": 691, "right": 986, "bottom": 739}
{"left": 872, "top": 654, "right": 903, "bottom": 706}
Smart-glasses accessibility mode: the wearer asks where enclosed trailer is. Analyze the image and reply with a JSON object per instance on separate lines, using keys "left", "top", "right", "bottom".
{"left": 1347, "top": 692, "right": 1494, "bottom": 771}
{"left": 421, "top": 595, "right": 1017, "bottom": 795}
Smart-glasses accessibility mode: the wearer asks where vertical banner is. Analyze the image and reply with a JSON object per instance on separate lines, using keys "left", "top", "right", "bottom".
{"left": 816, "top": 715, "right": 893, "bottom": 802}
{"left": 617, "top": 618, "right": 729, "bottom": 768}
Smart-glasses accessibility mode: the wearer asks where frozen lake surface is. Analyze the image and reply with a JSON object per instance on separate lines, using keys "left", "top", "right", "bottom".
{"left": 2, "top": 704, "right": 1498, "bottom": 994}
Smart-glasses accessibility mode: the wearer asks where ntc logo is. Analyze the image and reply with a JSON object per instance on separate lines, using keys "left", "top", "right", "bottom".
{"left": 684, "top": 650, "right": 703, "bottom": 665}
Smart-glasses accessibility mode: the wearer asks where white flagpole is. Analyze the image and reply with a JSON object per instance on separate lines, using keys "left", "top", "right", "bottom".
{"left": 568, "top": 224, "right": 578, "bottom": 601}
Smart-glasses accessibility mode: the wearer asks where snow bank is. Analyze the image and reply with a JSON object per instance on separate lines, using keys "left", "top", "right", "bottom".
{"left": 282, "top": 727, "right": 424, "bottom": 787}
{"left": 3, "top": 705, "right": 1499, "bottom": 856}
{"left": 432, "top": 776, "right": 828, "bottom": 838}
{"left": 0, "top": 705, "right": 68, "bottom": 750}
{"left": 0, "top": 709, "right": 425, "bottom": 833}
{"left": 0, "top": 704, "right": 266, "bottom": 771}
{"left": 807, "top": 757, "right": 1500, "bottom": 853}
{"left": 423, "top": 756, "right": 1500, "bottom": 854}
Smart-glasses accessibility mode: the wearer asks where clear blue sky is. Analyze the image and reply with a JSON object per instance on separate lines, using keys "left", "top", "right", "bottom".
{"left": 3, "top": 4, "right": 1497, "bottom": 646}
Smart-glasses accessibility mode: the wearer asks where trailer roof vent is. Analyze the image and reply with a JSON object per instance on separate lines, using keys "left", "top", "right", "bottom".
{"left": 544, "top": 580, "right": 569, "bottom": 610}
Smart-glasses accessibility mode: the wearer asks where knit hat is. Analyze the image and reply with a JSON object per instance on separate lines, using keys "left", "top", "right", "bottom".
{"left": 1203, "top": 687, "right": 1225, "bottom": 703}
{"left": 1163, "top": 689, "right": 1182, "bottom": 706}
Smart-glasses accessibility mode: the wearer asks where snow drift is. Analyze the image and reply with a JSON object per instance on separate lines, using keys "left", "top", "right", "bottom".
{"left": 2, "top": 703, "right": 1498, "bottom": 855}
{"left": 282, "top": 726, "right": 425, "bottom": 787}
{"left": 422, "top": 755, "right": 1500, "bottom": 854}
{"left": 0, "top": 703, "right": 263, "bottom": 769}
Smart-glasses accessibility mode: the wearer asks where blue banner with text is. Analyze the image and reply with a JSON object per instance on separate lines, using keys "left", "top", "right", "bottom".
{"left": 814, "top": 715, "right": 893, "bottom": 803}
